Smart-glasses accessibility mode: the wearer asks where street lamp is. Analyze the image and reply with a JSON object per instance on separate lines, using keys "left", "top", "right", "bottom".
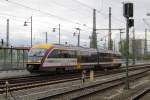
{"left": 100, "top": 35, "right": 108, "bottom": 49}
{"left": 147, "top": 13, "right": 150, "bottom": 16}
{"left": 52, "top": 24, "right": 60, "bottom": 44}
{"left": 73, "top": 28, "right": 81, "bottom": 47}
{"left": 24, "top": 16, "right": 32, "bottom": 47}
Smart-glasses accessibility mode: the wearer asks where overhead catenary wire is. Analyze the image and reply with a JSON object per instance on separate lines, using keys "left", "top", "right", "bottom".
{"left": 73, "top": 0, "right": 124, "bottom": 24}
{"left": 0, "top": 10, "right": 90, "bottom": 31}
{"left": 45, "top": 0, "right": 107, "bottom": 28}
{"left": 0, "top": 12, "right": 92, "bottom": 39}
{"left": 5, "top": 0, "right": 109, "bottom": 29}
{"left": 143, "top": 18, "right": 150, "bottom": 28}
{"left": 3, "top": 0, "right": 124, "bottom": 38}
{"left": 5, "top": 0, "right": 124, "bottom": 30}
{"left": 5, "top": 0, "right": 93, "bottom": 29}
{"left": 72, "top": 0, "right": 124, "bottom": 29}
{"left": 45, "top": 0, "right": 94, "bottom": 27}
{"left": 0, "top": 0, "right": 93, "bottom": 46}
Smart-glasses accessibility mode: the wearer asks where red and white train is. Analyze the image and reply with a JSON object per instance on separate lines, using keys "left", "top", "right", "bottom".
{"left": 26, "top": 43, "right": 122, "bottom": 72}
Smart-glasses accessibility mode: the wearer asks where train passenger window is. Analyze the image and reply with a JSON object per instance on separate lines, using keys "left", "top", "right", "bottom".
{"left": 99, "top": 53, "right": 105, "bottom": 61}
{"left": 28, "top": 48, "right": 47, "bottom": 57}
{"left": 68, "top": 50, "right": 76, "bottom": 58}
{"left": 48, "top": 49, "right": 77, "bottom": 58}
{"left": 90, "top": 52, "right": 98, "bottom": 62}
{"left": 59, "top": 50, "right": 68, "bottom": 58}
{"left": 59, "top": 50, "right": 76, "bottom": 58}
{"left": 48, "top": 49, "right": 59, "bottom": 58}
{"left": 80, "top": 51, "right": 91, "bottom": 62}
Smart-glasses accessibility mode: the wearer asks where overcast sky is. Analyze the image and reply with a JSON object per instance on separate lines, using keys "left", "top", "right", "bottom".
{"left": 0, "top": 0, "right": 150, "bottom": 49}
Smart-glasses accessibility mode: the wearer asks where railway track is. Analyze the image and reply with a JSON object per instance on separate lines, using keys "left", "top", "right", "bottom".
{"left": 0, "top": 64, "right": 150, "bottom": 96}
{"left": 11, "top": 66, "right": 150, "bottom": 100}
{"left": 0, "top": 63, "right": 147, "bottom": 82}
{"left": 41, "top": 69, "right": 148, "bottom": 100}
{"left": 132, "top": 87, "right": 150, "bottom": 100}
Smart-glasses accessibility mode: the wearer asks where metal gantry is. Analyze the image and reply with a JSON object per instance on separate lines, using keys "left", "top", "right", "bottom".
{"left": 96, "top": 28, "right": 125, "bottom": 51}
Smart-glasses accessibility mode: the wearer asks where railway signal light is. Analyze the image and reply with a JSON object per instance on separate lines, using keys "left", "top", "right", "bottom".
{"left": 129, "top": 19, "right": 134, "bottom": 28}
{"left": 52, "top": 28, "right": 56, "bottom": 32}
{"left": 24, "top": 21, "right": 28, "bottom": 26}
{"left": 123, "top": 3, "right": 133, "bottom": 18}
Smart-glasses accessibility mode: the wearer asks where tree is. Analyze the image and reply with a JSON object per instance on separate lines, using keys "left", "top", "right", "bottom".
{"left": 119, "top": 40, "right": 133, "bottom": 59}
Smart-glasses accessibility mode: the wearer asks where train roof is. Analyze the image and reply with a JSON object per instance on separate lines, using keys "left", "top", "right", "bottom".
{"left": 32, "top": 43, "right": 54, "bottom": 49}
{"left": 32, "top": 43, "right": 121, "bottom": 55}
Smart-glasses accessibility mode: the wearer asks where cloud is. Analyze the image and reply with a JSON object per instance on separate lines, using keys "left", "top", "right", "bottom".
{"left": 0, "top": 0, "right": 149, "bottom": 49}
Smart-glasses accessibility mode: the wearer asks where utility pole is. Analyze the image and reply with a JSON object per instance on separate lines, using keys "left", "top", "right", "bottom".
{"left": 91, "top": 9, "right": 97, "bottom": 48}
{"left": 6, "top": 19, "right": 9, "bottom": 47}
{"left": 78, "top": 29, "right": 80, "bottom": 47}
{"left": 31, "top": 16, "right": 32, "bottom": 47}
{"left": 114, "top": 40, "right": 115, "bottom": 51}
{"left": 105, "top": 37, "right": 107, "bottom": 49}
{"left": 132, "top": 28, "right": 135, "bottom": 64}
{"left": 119, "top": 29, "right": 125, "bottom": 53}
{"left": 59, "top": 24, "right": 60, "bottom": 44}
{"left": 108, "top": 7, "right": 112, "bottom": 50}
{"left": 75, "top": 28, "right": 81, "bottom": 47}
{"left": 45, "top": 32, "right": 48, "bottom": 43}
{"left": 120, "top": 30, "right": 121, "bottom": 49}
{"left": 144, "top": 28, "right": 147, "bottom": 59}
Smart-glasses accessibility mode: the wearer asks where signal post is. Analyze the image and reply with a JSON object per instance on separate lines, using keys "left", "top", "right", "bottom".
{"left": 123, "top": 2, "right": 134, "bottom": 90}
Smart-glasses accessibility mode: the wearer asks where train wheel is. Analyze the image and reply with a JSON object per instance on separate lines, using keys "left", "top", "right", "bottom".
{"left": 26, "top": 65, "right": 39, "bottom": 73}
{"left": 26, "top": 65, "right": 34, "bottom": 72}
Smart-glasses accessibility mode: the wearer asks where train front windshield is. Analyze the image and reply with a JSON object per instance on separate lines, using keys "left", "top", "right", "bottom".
{"left": 28, "top": 48, "right": 47, "bottom": 62}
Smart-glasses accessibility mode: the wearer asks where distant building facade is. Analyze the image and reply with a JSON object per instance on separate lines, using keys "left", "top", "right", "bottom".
{"left": 119, "top": 39, "right": 146, "bottom": 59}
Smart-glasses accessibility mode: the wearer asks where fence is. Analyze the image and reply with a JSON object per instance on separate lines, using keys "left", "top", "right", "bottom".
{"left": 0, "top": 46, "right": 30, "bottom": 71}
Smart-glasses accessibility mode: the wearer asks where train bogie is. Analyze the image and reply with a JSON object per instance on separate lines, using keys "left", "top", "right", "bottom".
{"left": 26, "top": 64, "right": 40, "bottom": 73}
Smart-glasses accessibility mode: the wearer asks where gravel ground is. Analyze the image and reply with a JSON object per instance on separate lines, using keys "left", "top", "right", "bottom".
{"left": 0, "top": 70, "right": 30, "bottom": 79}
{"left": 74, "top": 72, "right": 150, "bottom": 100}
{"left": 0, "top": 69, "right": 149, "bottom": 100}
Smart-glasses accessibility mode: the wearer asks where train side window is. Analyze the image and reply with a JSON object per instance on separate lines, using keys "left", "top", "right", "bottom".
{"left": 59, "top": 50, "right": 68, "bottom": 58}
{"left": 48, "top": 49, "right": 77, "bottom": 58}
{"left": 80, "top": 51, "right": 90, "bottom": 62}
{"left": 68, "top": 50, "right": 76, "bottom": 58}
{"left": 48, "top": 49, "right": 59, "bottom": 58}
{"left": 90, "top": 52, "right": 97, "bottom": 62}
{"left": 59, "top": 50, "right": 76, "bottom": 58}
{"left": 99, "top": 53, "right": 105, "bottom": 61}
